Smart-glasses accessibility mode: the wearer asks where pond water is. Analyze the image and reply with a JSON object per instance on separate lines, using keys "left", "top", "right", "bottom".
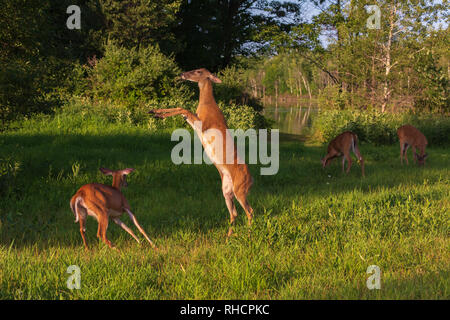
{"left": 262, "top": 104, "right": 317, "bottom": 136}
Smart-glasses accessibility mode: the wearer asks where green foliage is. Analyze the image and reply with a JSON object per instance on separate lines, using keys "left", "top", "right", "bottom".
{"left": 82, "top": 42, "right": 193, "bottom": 106}
{"left": 173, "top": 0, "right": 303, "bottom": 70}
{"left": 311, "top": 109, "right": 450, "bottom": 146}
{"left": 100, "top": 0, "right": 182, "bottom": 51}
{"left": 0, "top": 0, "right": 106, "bottom": 123}
{"left": 214, "top": 66, "right": 263, "bottom": 111}
{"left": 317, "top": 85, "right": 349, "bottom": 110}
{"left": 219, "top": 102, "right": 270, "bottom": 131}
{"left": 0, "top": 157, "right": 20, "bottom": 196}
{"left": 10, "top": 97, "right": 269, "bottom": 135}
{"left": 413, "top": 49, "right": 449, "bottom": 113}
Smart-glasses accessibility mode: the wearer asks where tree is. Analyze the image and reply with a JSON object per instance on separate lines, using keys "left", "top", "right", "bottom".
{"left": 100, "top": 0, "right": 182, "bottom": 52}
{"left": 172, "top": 0, "right": 304, "bottom": 71}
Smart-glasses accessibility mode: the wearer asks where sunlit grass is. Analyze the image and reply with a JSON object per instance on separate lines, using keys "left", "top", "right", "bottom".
{"left": 0, "top": 114, "right": 448, "bottom": 299}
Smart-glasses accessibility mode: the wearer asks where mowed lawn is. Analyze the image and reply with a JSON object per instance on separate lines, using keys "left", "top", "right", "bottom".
{"left": 0, "top": 118, "right": 449, "bottom": 299}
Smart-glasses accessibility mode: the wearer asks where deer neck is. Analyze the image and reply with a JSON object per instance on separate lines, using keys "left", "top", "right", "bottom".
{"left": 198, "top": 79, "right": 216, "bottom": 106}
{"left": 111, "top": 176, "right": 121, "bottom": 190}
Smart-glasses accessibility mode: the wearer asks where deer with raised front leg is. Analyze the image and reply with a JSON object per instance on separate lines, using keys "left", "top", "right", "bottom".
{"left": 149, "top": 68, "right": 254, "bottom": 237}
{"left": 70, "top": 168, "right": 156, "bottom": 250}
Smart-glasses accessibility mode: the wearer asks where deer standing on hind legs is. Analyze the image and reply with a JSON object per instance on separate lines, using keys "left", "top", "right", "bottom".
{"left": 397, "top": 125, "right": 428, "bottom": 166}
{"left": 321, "top": 131, "right": 365, "bottom": 177}
{"left": 148, "top": 68, "right": 254, "bottom": 237}
{"left": 70, "top": 168, "right": 156, "bottom": 250}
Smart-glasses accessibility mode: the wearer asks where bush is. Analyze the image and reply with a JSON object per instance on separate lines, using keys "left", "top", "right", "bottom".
{"left": 219, "top": 102, "right": 270, "bottom": 131}
{"left": 9, "top": 97, "right": 269, "bottom": 135}
{"left": 215, "top": 66, "right": 263, "bottom": 112}
{"left": 0, "top": 58, "right": 66, "bottom": 125}
{"left": 311, "top": 109, "right": 450, "bottom": 146}
{"left": 0, "top": 157, "right": 20, "bottom": 196}
{"left": 71, "top": 42, "right": 193, "bottom": 107}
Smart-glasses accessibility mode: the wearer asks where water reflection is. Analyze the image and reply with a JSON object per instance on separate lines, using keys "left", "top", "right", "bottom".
{"left": 262, "top": 103, "right": 317, "bottom": 135}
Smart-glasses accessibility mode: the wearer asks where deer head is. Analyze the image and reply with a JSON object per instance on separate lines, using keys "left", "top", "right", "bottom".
{"left": 99, "top": 168, "right": 135, "bottom": 189}
{"left": 415, "top": 152, "right": 428, "bottom": 166}
{"left": 180, "top": 68, "right": 222, "bottom": 84}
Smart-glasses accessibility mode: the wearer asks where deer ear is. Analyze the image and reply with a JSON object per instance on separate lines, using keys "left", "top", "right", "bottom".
{"left": 423, "top": 153, "right": 428, "bottom": 159}
{"left": 120, "top": 168, "right": 135, "bottom": 175}
{"left": 99, "top": 168, "right": 113, "bottom": 175}
{"left": 208, "top": 74, "right": 222, "bottom": 83}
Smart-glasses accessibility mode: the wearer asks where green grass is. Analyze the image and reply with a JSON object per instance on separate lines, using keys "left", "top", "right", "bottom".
{"left": 0, "top": 114, "right": 449, "bottom": 299}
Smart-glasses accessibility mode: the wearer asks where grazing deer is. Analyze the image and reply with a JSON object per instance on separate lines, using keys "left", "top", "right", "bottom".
{"left": 149, "top": 68, "right": 253, "bottom": 237}
{"left": 70, "top": 168, "right": 156, "bottom": 250}
{"left": 321, "top": 131, "right": 365, "bottom": 177}
{"left": 397, "top": 125, "right": 428, "bottom": 166}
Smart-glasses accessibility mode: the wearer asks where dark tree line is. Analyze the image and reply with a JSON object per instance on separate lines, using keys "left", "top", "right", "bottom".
{"left": 0, "top": 0, "right": 448, "bottom": 124}
{"left": 0, "top": 0, "right": 304, "bottom": 123}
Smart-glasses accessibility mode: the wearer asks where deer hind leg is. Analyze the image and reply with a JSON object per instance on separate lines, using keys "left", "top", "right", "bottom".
{"left": 345, "top": 152, "right": 352, "bottom": 174}
{"left": 222, "top": 172, "right": 237, "bottom": 237}
{"left": 85, "top": 203, "right": 114, "bottom": 249}
{"left": 352, "top": 146, "right": 365, "bottom": 177}
{"left": 79, "top": 216, "right": 88, "bottom": 250}
{"left": 352, "top": 142, "right": 364, "bottom": 177}
{"left": 74, "top": 198, "right": 89, "bottom": 249}
{"left": 341, "top": 154, "right": 346, "bottom": 173}
{"left": 124, "top": 208, "right": 156, "bottom": 249}
{"left": 236, "top": 194, "right": 253, "bottom": 227}
{"left": 234, "top": 181, "right": 254, "bottom": 227}
{"left": 97, "top": 212, "right": 115, "bottom": 249}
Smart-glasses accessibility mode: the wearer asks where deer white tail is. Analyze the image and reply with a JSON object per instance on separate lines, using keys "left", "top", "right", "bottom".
{"left": 70, "top": 197, "right": 83, "bottom": 223}
{"left": 352, "top": 135, "right": 363, "bottom": 161}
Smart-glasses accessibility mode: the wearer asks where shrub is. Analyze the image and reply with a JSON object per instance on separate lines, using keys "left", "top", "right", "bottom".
{"left": 0, "top": 58, "right": 65, "bottom": 125}
{"left": 219, "top": 102, "right": 270, "bottom": 131}
{"left": 215, "top": 66, "right": 263, "bottom": 112}
{"left": 73, "top": 42, "right": 193, "bottom": 107}
{"left": 311, "top": 109, "right": 450, "bottom": 146}
{"left": 10, "top": 97, "right": 269, "bottom": 134}
{"left": 0, "top": 157, "right": 20, "bottom": 196}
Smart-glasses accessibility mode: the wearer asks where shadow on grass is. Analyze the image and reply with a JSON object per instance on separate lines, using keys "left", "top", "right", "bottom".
{"left": 0, "top": 131, "right": 448, "bottom": 249}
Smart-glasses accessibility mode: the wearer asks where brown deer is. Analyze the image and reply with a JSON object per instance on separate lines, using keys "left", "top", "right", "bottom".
{"left": 397, "top": 125, "right": 428, "bottom": 166}
{"left": 321, "top": 131, "right": 365, "bottom": 177}
{"left": 70, "top": 168, "right": 156, "bottom": 250}
{"left": 149, "top": 68, "right": 253, "bottom": 237}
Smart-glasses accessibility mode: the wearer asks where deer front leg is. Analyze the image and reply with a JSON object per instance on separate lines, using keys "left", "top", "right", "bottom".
{"left": 149, "top": 108, "right": 200, "bottom": 125}
{"left": 411, "top": 146, "right": 417, "bottom": 164}
{"left": 400, "top": 142, "right": 405, "bottom": 165}
{"left": 124, "top": 209, "right": 157, "bottom": 249}
{"left": 404, "top": 144, "right": 410, "bottom": 165}
{"left": 113, "top": 218, "right": 140, "bottom": 244}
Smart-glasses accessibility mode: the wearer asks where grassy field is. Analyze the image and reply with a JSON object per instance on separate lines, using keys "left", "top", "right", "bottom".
{"left": 0, "top": 113, "right": 449, "bottom": 299}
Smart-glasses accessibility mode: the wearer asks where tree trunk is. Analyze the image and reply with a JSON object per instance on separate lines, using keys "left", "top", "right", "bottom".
{"left": 381, "top": 3, "right": 397, "bottom": 113}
